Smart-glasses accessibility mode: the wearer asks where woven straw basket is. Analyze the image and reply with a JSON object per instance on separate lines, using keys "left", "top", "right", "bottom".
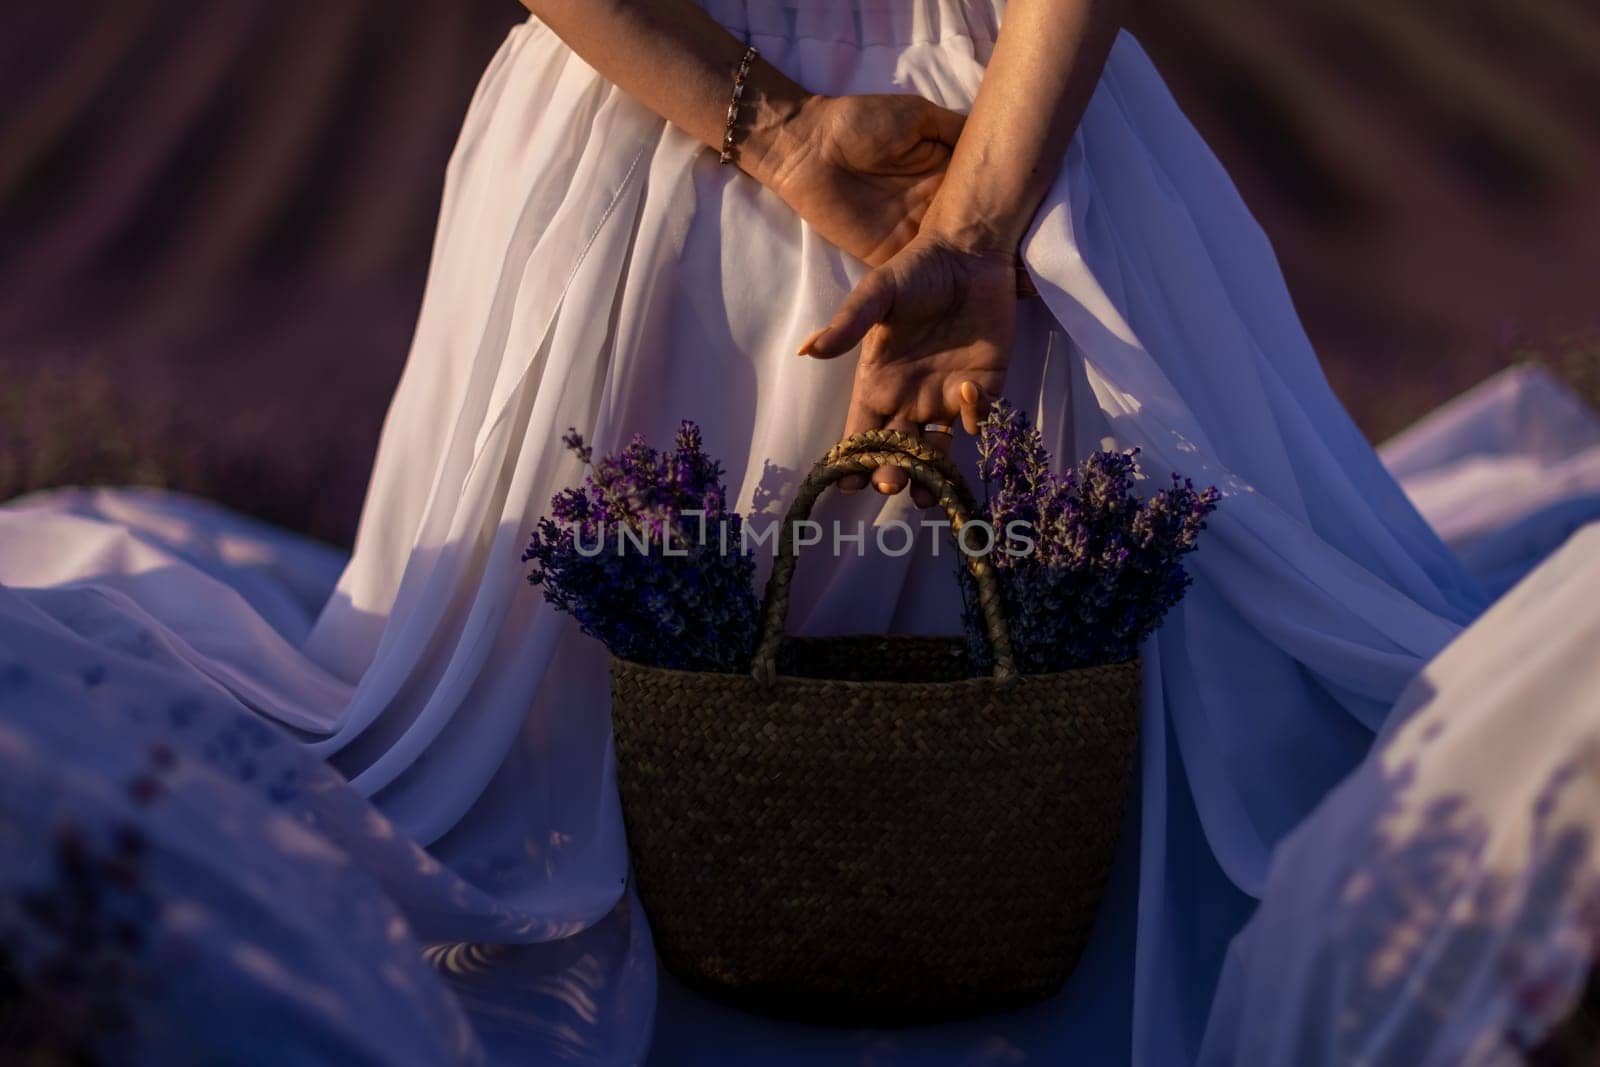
{"left": 609, "top": 430, "right": 1140, "bottom": 1024}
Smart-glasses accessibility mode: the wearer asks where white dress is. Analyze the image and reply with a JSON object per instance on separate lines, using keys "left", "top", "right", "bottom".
{"left": 5, "top": 0, "right": 1577, "bottom": 1062}
{"left": 1378, "top": 363, "right": 1600, "bottom": 597}
{"left": 1195, "top": 368, "right": 1600, "bottom": 1066}
{"left": 1201, "top": 521, "right": 1600, "bottom": 1067}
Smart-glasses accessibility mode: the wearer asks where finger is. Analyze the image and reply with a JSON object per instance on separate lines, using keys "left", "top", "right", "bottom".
{"left": 873, "top": 417, "right": 919, "bottom": 496}
{"left": 911, "top": 425, "right": 953, "bottom": 508}
{"left": 957, "top": 379, "right": 997, "bottom": 436}
{"left": 837, "top": 377, "right": 884, "bottom": 495}
{"left": 921, "top": 102, "right": 966, "bottom": 147}
{"left": 797, "top": 269, "right": 897, "bottom": 359}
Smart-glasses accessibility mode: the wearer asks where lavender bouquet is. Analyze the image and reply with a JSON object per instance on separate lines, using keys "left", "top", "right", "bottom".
{"left": 523, "top": 422, "right": 759, "bottom": 673}
{"left": 961, "top": 404, "right": 1219, "bottom": 674}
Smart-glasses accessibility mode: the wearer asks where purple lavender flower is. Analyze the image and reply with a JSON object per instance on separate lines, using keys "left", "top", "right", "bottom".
{"left": 962, "top": 403, "right": 1219, "bottom": 674}
{"left": 523, "top": 422, "right": 759, "bottom": 672}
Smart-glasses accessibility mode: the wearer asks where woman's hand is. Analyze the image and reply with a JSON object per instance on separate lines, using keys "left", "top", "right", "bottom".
{"left": 519, "top": 2, "right": 968, "bottom": 267}
{"left": 754, "top": 95, "right": 966, "bottom": 267}
{"left": 797, "top": 231, "right": 1019, "bottom": 504}
{"left": 780, "top": 0, "right": 1120, "bottom": 507}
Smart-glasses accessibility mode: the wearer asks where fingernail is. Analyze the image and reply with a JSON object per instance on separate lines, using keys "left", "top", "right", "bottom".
{"left": 960, "top": 380, "right": 980, "bottom": 406}
{"left": 875, "top": 480, "right": 897, "bottom": 494}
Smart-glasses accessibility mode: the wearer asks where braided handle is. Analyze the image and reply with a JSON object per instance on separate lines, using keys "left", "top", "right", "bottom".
{"left": 750, "top": 429, "right": 1017, "bottom": 686}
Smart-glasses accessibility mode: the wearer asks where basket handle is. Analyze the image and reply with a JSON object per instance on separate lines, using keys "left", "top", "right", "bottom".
{"left": 750, "top": 428, "right": 1018, "bottom": 686}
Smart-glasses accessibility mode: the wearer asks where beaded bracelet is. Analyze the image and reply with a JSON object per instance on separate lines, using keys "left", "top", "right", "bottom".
{"left": 719, "top": 45, "right": 760, "bottom": 165}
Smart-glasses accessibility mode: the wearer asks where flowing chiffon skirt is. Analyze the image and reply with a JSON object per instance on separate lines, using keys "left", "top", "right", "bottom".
{"left": 1378, "top": 364, "right": 1600, "bottom": 597}
{"left": 0, "top": 1, "right": 1538, "bottom": 1062}
{"left": 1201, "top": 520, "right": 1600, "bottom": 1067}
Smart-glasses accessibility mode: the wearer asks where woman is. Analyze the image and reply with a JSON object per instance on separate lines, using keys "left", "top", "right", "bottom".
{"left": 0, "top": 0, "right": 1498, "bottom": 1062}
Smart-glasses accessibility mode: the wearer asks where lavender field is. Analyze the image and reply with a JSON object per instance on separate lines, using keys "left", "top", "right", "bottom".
{"left": 2, "top": 0, "right": 1597, "bottom": 546}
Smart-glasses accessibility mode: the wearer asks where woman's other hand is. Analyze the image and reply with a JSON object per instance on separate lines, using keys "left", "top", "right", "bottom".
{"left": 796, "top": 230, "right": 1020, "bottom": 505}
{"left": 751, "top": 94, "right": 965, "bottom": 267}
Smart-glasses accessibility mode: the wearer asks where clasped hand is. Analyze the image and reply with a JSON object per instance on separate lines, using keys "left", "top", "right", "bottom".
{"left": 757, "top": 93, "right": 1024, "bottom": 506}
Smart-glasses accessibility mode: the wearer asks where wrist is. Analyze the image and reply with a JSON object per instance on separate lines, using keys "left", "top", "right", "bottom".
{"left": 917, "top": 200, "right": 1028, "bottom": 261}
{"left": 734, "top": 63, "right": 819, "bottom": 188}
{"left": 916, "top": 218, "right": 1038, "bottom": 300}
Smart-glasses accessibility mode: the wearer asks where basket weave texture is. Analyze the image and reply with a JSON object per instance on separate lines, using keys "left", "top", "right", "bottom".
{"left": 609, "top": 430, "right": 1141, "bottom": 1024}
